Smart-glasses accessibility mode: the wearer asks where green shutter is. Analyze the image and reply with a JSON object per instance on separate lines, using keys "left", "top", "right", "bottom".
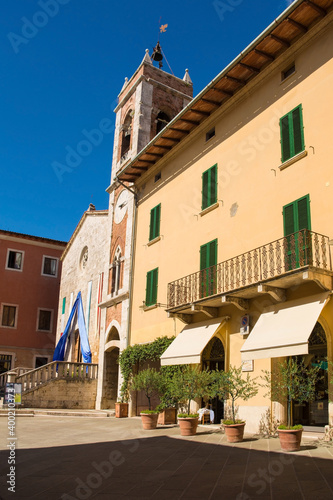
{"left": 280, "top": 105, "right": 304, "bottom": 162}
{"left": 292, "top": 107, "right": 303, "bottom": 156}
{"left": 200, "top": 239, "right": 217, "bottom": 298}
{"left": 280, "top": 115, "right": 291, "bottom": 163}
{"left": 200, "top": 243, "right": 208, "bottom": 270}
{"left": 297, "top": 196, "right": 310, "bottom": 230}
{"left": 149, "top": 204, "right": 161, "bottom": 241}
{"left": 202, "top": 170, "right": 209, "bottom": 210}
{"left": 209, "top": 239, "right": 217, "bottom": 267}
{"left": 283, "top": 204, "right": 295, "bottom": 236}
{"left": 202, "top": 165, "right": 217, "bottom": 210}
{"left": 146, "top": 268, "right": 158, "bottom": 306}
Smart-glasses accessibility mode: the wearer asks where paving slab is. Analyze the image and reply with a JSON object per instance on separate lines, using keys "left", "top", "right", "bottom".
{"left": 0, "top": 416, "right": 332, "bottom": 500}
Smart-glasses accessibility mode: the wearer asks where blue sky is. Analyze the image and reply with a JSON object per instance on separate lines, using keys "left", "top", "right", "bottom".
{"left": 0, "top": 0, "right": 292, "bottom": 242}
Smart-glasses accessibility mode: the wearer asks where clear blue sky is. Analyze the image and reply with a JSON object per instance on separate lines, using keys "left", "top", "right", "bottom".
{"left": 0, "top": 0, "right": 292, "bottom": 242}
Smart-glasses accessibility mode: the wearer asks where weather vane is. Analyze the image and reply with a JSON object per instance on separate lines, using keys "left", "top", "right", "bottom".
{"left": 151, "top": 19, "right": 173, "bottom": 74}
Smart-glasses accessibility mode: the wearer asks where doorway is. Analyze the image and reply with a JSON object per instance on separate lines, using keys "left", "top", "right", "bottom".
{"left": 202, "top": 337, "right": 225, "bottom": 423}
{"left": 293, "top": 322, "right": 328, "bottom": 427}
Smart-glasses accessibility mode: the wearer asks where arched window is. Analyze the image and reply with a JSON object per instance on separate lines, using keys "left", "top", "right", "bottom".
{"left": 111, "top": 247, "right": 122, "bottom": 295}
{"left": 121, "top": 112, "right": 132, "bottom": 158}
{"left": 156, "top": 111, "right": 170, "bottom": 135}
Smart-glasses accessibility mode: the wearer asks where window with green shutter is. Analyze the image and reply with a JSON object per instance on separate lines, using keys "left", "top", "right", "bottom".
{"left": 145, "top": 268, "right": 158, "bottom": 306}
{"left": 149, "top": 204, "right": 161, "bottom": 241}
{"left": 202, "top": 164, "right": 217, "bottom": 210}
{"left": 283, "top": 195, "right": 311, "bottom": 269}
{"left": 280, "top": 105, "right": 305, "bottom": 163}
{"left": 200, "top": 239, "right": 217, "bottom": 297}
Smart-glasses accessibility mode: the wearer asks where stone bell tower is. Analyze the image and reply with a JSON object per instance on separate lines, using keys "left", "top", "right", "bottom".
{"left": 96, "top": 47, "right": 193, "bottom": 410}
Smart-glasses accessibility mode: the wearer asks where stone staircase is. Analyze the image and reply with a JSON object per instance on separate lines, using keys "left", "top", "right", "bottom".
{"left": 1, "top": 361, "right": 99, "bottom": 410}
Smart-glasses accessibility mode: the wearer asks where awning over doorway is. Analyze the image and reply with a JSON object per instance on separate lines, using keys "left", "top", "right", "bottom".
{"left": 160, "top": 317, "right": 225, "bottom": 366}
{"left": 241, "top": 292, "right": 329, "bottom": 361}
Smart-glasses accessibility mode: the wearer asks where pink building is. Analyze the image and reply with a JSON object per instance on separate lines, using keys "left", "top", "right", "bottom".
{"left": 0, "top": 230, "right": 66, "bottom": 373}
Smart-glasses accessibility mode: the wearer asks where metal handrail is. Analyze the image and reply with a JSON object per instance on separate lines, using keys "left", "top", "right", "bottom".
{"left": 167, "top": 230, "right": 332, "bottom": 309}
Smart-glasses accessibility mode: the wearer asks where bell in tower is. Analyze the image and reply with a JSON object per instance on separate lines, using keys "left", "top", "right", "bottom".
{"left": 151, "top": 41, "right": 163, "bottom": 68}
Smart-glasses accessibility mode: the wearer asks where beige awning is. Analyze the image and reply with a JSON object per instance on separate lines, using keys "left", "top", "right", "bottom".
{"left": 160, "top": 317, "right": 226, "bottom": 366}
{"left": 241, "top": 293, "right": 329, "bottom": 361}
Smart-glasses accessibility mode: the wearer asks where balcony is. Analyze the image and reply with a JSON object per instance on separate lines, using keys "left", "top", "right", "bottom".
{"left": 167, "top": 230, "right": 333, "bottom": 317}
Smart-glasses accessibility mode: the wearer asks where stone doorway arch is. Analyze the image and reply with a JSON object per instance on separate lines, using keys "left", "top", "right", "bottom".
{"left": 293, "top": 321, "right": 328, "bottom": 427}
{"left": 102, "top": 326, "right": 121, "bottom": 409}
{"left": 202, "top": 336, "right": 225, "bottom": 423}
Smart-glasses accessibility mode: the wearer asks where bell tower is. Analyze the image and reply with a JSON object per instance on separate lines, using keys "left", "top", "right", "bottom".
{"left": 96, "top": 47, "right": 193, "bottom": 410}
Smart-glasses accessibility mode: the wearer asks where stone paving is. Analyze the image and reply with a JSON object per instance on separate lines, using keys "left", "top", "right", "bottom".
{"left": 0, "top": 415, "right": 333, "bottom": 500}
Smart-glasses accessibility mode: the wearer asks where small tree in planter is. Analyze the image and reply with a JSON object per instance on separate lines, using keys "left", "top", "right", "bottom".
{"left": 169, "top": 365, "right": 214, "bottom": 435}
{"left": 156, "top": 365, "right": 182, "bottom": 425}
{"left": 211, "top": 366, "right": 259, "bottom": 443}
{"left": 262, "top": 357, "right": 320, "bottom": 451}
{"left": 130, "top": 368, "right": 161, "bottom": 429}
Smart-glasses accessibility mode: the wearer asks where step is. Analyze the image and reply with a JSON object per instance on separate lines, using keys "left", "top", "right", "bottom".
{"left": 0, "top": 408, "right": 115, "bottom": 418}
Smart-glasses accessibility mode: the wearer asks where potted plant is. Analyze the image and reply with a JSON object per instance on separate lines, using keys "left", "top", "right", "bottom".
{"left": 212, "top": 366, "right": 258, "bottom": 443}
{"left": 262, "top": 357, "right": 320, "bottom": 451}
{"left": 156, "top": 366, "right": 181, "bottom": 425}
{"left": 130, "top": 367, "right": 161, "bottom": 430}
{"left": 169, "top": 365, "right": 213, "bottom": 436}
{"left": 115, "top": 398, "right": 129, "bottom": 418}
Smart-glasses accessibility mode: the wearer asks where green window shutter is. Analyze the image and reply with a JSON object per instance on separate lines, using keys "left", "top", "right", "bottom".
{"left": 297, "top": 196, "right": 310, "bottom": 230}
{"left": 283, "top": 203, "right": 295, "bottom": 236}
{"left": 280, "top": 105, "right": 304, "bottom": 162}
{"left": 292, "top": 106, "right": 304, "bottom": 156}
{"left": 202, "top": 170, "right": 209, "bottom": 210}
{"left": 209, "top": 239, "right": 217, "bottom": 267}
{"left": 280, "top": 115, "right": 291, "bottom": 163}
{"left": 145, "top": 268, "right": 158, "bottom": 306}
{"left": 149, "top": 204, "right": 161, "bottom": 241}
{"left": 200, "top": 242, "right": 208, "bottom": 270}
{"left": 202, "top": 164, "right": 217, "bottom": 210}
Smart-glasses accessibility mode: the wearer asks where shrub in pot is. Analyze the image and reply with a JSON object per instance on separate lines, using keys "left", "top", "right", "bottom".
{"left": 211, "top": 366, "right": 258, "bottom": 443}
{"left": 262, "top": 357, "right": 320, "bottom": 451}
{"left": 168, "top": 365, "right": 214, "bottom": 436}
{"left": 130, "top": 368, "right": 161, "bottom": 429}
{"left": 156, "top": 366, "right": 182, "bottom": 425}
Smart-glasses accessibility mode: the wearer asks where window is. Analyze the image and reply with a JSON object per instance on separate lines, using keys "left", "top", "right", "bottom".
{"left": 121, "top": 111, "right": 132, "bottom": 158}
{"left": 1, "top": 305, "right": 17, "bottom": 328}
{"left": 149, "top": 204, "right": 161, "bottom": 241}
{"left": 145, "top": 268, "right": 158, "bottom": 307}
{"left": 42, "top": 256, "right": 58, "bottom": 277}
{"left": 156, "top": 112, "right": 170, "bottom": 135}
{"left": 0, "top": 354, "right": 12, "bottom": 374}
{"left": 37, "top": 309, "right": 52, "bottom": 331}
{"left": 280, "top": 105, "right": 305, "bottom": 163}
{"left": 110, "top": 247, "right": 122, "bottom": 295}
{"left": 154, "top": 171, "right": 161, "bottom": 183}
{"left": 282, "top": 63, "right": 295, "bottom": 81}
{"left": 6, "top": 250, "right": 23, "bottom": 271}
{"left": 206, "top": 128, "right": 215, "bottom": 142}
{"left": 202, "top": 164, "right": 217, "bottom": 211}
{"left": 200, "top": 239, "right": 217, "bottom": 298}
{"left": 283, "top": 195, "right": 311, "bottom": 269}
{"left": 35, "top": 357, "right": 49, "bottom": 368}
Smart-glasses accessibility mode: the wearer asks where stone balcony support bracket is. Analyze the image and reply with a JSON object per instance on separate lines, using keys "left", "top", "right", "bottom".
{"left": 191, "top": 305, "right": 219, "bottom": 318}
{"left": 257, "top": 284, "right": 286, "bottom": 302}
{"left": 221, "top": 296, "right": 249, "bottom": 311}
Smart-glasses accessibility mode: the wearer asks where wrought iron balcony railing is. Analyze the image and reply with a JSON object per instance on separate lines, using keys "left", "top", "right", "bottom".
{"left": 167, "top": 230, "right": 332, "bottom": 309}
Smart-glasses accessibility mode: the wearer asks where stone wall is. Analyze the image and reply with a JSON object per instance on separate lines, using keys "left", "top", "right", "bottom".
{"left": 22, "top": 378, "right": 97, "bottom": 409}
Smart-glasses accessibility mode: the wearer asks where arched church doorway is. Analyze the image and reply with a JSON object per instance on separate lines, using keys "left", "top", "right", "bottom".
{"left": 202, "top": 337, "right": 225, "bottom": 423}
{"left": 102, "top": 326, "right": 120, "bottom": 409}
{"left": 293, "top": 322, "right": 328, "bottom": 427}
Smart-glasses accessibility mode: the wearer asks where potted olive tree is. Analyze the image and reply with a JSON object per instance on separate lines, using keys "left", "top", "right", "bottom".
{"left": 262, "top": 357, "right": 320, "bottom": 451}
{"left": 212, "top": 366, "right": 259, "bottom": 443}
{"left": 130, "top": 367, "right": 161, "bottom": 430}
{"left": 156, "top": 366, "right": 181, "bottom": 425}
{"left": 169, "top": 365, "right": 214, "bottom": 436}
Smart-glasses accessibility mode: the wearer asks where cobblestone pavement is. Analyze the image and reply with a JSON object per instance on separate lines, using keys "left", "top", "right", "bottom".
{"left": 0, "top": 416, "right": 332, "bottom": 500}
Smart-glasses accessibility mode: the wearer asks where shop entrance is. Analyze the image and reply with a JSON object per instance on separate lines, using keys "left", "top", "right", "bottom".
{"left": 202, "top": 337, "right": 225, "bottom": 424}
{"left": 293, "top": 322, "right": 328, "bottom": 427}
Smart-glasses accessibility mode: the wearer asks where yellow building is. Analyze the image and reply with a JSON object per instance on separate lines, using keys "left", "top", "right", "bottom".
{"left": 117, "top": 0, "right": 333, "bottom": 432}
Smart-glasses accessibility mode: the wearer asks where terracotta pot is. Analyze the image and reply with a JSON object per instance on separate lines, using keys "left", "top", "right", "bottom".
{"left": 223, "top": 422, "right": 246, "bottom": 443}
{"left": 157, "top": 408, "right": 177, "bottom": 425}
{"left": 178, "top": 417, "right": 199, "bottom": 436}
{"left": 115, "top": 403, "right": 128, "bottom": 418}
{"left": 140, "top": 412, "right": 159, "bottom": 430}
{"left": 277, "top": 428, "right": 303, "bottom": 452}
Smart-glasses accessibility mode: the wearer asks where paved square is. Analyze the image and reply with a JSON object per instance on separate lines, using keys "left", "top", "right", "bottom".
{"left": 1, "top": 416, "right": 333, "bottom": 500}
